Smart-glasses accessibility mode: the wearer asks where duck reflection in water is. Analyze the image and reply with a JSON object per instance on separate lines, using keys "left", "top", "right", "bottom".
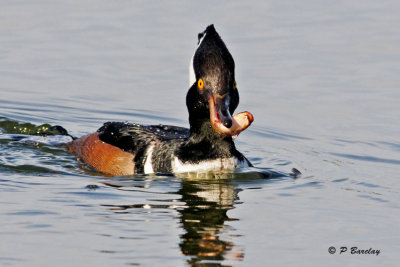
{"left": 178, "top": 176, "right": 243, "bottom": 265}
{"left": 102, "top": 172, "right": 244, "bottom": 266}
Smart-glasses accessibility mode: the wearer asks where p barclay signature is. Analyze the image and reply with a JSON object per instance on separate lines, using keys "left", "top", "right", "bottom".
{"left": 328, "top": 246, "right": 380, "bottom": 256}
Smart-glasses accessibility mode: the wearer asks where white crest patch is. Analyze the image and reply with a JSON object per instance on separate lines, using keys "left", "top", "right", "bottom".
{"left": 189, "top": 32, "right": 207, "bottom": 86}
{"left": 189, "top": 55, "right": 196, "bottom": 86}
{"left": 171, "top": 155, "right": 248, "bottom": 173}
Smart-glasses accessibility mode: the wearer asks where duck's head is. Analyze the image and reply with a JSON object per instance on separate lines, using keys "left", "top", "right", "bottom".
{"left": 187, "top": 25, "right": 253, "bottom": 138}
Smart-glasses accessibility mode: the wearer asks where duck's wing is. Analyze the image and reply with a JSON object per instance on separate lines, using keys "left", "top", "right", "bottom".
{"left": 97, "top": 122, "right": 189, "bottom": 153}
{"left": 141, "top": 124, "right": 190, "bottom": 140}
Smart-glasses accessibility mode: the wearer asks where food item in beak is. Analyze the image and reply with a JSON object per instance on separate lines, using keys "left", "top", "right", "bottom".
{"left": 208, "top": 95, "right": 254, "bottom": 136}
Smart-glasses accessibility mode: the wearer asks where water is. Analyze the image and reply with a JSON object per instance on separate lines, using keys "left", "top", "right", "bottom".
{"left": 1, "top": 1, "right": 400, "bottom": 266}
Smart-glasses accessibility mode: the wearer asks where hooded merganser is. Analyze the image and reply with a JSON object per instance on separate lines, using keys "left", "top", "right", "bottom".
{"left": 67, "top": 25, "right": 254, "bottom": 176}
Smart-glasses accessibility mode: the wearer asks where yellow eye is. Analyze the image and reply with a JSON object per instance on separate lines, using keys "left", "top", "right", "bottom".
{"left": 233, "top": 81, "right": 237, "bottom": 89}
{"left": 198, "top": 78, "right": 204, "bottom": 90}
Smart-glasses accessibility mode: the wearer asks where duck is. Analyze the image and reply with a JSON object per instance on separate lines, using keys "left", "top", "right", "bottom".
{"left": 67, "top": 24, "right": 254, "bottom": 176}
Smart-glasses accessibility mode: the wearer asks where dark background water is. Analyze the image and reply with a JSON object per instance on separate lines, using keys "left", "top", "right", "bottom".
{"left": 1, "top": 1, "right": 399, "bottom": 266}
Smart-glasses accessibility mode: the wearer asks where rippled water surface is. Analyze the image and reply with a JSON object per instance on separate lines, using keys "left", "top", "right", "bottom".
{"left": 1, "top": 1, "right": 400, "bottom": 266}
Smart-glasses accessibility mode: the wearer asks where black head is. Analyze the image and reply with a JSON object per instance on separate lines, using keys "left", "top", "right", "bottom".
{"left": 187, "top": 25, "right": 240, "bottom": 136}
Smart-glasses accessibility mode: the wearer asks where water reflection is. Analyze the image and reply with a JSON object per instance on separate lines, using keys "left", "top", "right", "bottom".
{"left": 178, "top": 179, "right": 243, "bottom": 266}
{"left": 102, "top": 175, "right": 244, "bottom": 266}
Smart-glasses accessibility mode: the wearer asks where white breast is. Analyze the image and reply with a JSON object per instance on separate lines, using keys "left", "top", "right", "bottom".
{"left": 171, "top": 156, "right": 248, "bottom": 173}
